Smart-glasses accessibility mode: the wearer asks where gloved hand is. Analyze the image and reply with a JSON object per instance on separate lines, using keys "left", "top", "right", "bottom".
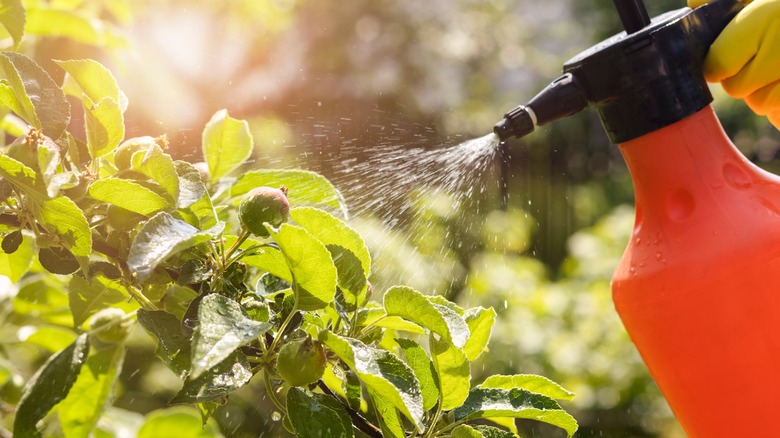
{"left": 687, "top": 0, "right": 780, "bottom": 129}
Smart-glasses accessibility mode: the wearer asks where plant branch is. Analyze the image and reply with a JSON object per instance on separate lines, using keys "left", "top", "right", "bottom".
{"left": 317, "top": 380, "right": 383, "bottom": 438}
{"left": 0, "top": 213, "right": 20, "bottom": 227}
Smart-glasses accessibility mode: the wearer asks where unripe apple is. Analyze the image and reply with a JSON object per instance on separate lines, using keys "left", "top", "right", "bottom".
{"left": 276, "top": 337, "right": 327, "bottom": 387}
{"left": 88, "top": 308, "right": 132, "bottom": 345}
{"left": 238, "top": 186, "right": 290, "bottom": 237}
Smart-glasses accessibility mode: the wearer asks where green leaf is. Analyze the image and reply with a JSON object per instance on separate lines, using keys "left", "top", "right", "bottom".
{"left": 35, "top": 195, "right": 92, "bottom": 258}
{"left": 197, "top": 402, "right": 220, "bottom": 429}
{"left": 343, "top": 369, "right": 362, "bottom": 411}
{"left": 319, "top": 331, "right": 424, "bottom": 431}
{"left": 453, "top": 388, "right": 578, "bottom": 438}
{"left": 367, "top": 388, "right": 405, "bottom": 438}
{"left": 0, "top": 51, "right": 70, "bottom": 140}
{"left": 232, "top": 169, "right": 348, "bottom": 217}
{"left": 267, "top": 223, "right": 337, "bottom": 311}
{"left": 396, "top": 339, "right": 439, "bottom": 412}
{"left": 383, "top": 286, "right": 469, "bottom": 348}
{"left": 0, "top": 0, "right": 25, "bottom": 49}
{"left": 137, "top": 407, "right": 221, "bottom": 438}
{"left": 26, "top": 8, "right": 129, "bottom": 49}
{"left": 190, "top": 293, "right": 272, "bottom": 379}
{"left": 13, "top": 275, "right": 71, "bottom": 326}
{"left": 356, "top": 308, "right": 425, "bottom": 334}
{"left": 129, "top": 144, "right": 179, "bottom": 204}
{"left": 0, "top": 153, "right": 41, "bottom": 195}
{"left": 430, "top": 334, "right": 470, "bottom": 410}
{"left": 24, "top": 326, "right": 77, "bottom": 352}
{"left": 127, "top": 212, "right": 224, "bottom": 281}
{"left": 137, "top": 310, "right": 190, "bottom": 378}
{"left": 479, "top": 375, "right": 575, "bottom": 401}
{"left": 59, "top": 345, "right": 125, "bottom": 438}
{"left": 68, "top": 275, "right": 129, "bottom": 327}
{"left": 83, "top": 96, "right": 124, "bottom": 159}
{"left": 452, "top": 424, "right": 484, "bottom": 438}
{"left": 88, "top": 178, "right": 171, "bottom": 215}
{"left": 463, "top": 306, "right": 496, "bottom": 362}
{"left": 241, "top": 243, "right": 291, "bottom": 281}
{"left": 55, "top": 59, "right": 128, "bottom": 111}
{"left": 55, "top": 58, "right": 126, "bottom": 158}
{"left": 14, "top": 334, "right": 90, "bottom": 438}
{"left": 202, "top": 109, "right": 252, "bottom": 183}
{"left": 472, "top": 425, "right": 518, "bottom": 438}
{"left": 0, "top": 229, "right": 34, "bottom": 282}
{"left": 453, "top": 425, "right": 518, "bottom": 438}
{"left": 187, "top": 190, "right": 217, "bottom": 228}
{"left": 174, "top": 161, "right": 207, "bottom": 209}
{"left": 287, "top": 388, "right": 354, "bottom": 438}
{"left": 170, "top": 352, "right": 252, "bottom": 404}
{"left": 290, "top": 207, "right": 370, "bottom": 307}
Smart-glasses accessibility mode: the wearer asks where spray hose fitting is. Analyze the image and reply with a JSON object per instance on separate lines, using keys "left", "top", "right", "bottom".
{"left": 494, "top": 73, "right": 587, "bottom": 142}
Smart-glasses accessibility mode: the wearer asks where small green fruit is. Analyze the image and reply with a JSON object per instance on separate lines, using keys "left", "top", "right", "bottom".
{"left": 276, "top": 337, "right": 327, "bottom": 387}
{"left": 88, "top": 308, "right": 131, "bottom": 344}
{"left": 238, "top": 186, "right": 290, "bottom": 237}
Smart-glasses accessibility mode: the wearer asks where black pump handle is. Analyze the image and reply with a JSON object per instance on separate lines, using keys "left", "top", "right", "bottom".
{"left": 614, "top": 0, "right": 651, "bottom": 34}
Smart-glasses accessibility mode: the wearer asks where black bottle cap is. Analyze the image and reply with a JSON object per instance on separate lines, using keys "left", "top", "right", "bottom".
{"left": 563, "top": 0, "right": 743, "bottom": 143}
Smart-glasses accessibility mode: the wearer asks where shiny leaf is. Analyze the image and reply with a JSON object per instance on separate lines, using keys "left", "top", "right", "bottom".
{"left": 453, "top": 387, "right": 578, "bottom": 437}
{"left": 202, "top": 109, "right": 252, "bottom": 183}
{"left": 127, "top": 212, "right": 224, "bottom": 281}
{"left": 431, "top": 334, "right": 470, "bottom": 410}
{"left": 383, "top": 286, "right": 469, "bottom": 348}
{"left": 190, "top": 293, "right": 272, "bottom": 379}
{"left": 287, "top": 388, "right": 354, "bottom": 438}
{"left": 88, "top": 178, "right": 171, "bottom": 215}
{"left": 58, "top": 345, "right": 125, "bottom": 438}
{"left": 319, "top": 330, "right": 424, "bottom": 431}
{"left": 170, "top": 352, "right": 253, "bottom": 404}
{"left": 14, "top": 334, "right": 90, "bottom": 438}
{"left": 267, "top": 223, "right": 337, "bottom": 311}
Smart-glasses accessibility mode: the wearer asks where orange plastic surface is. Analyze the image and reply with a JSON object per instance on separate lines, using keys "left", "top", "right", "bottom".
{"left": 613, "top": 105, "right": 780, "bottom": 437}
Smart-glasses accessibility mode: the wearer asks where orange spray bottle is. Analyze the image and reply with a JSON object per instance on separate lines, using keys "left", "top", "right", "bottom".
{"left": 494, "top": 0, "right": 780, "bottom": 435}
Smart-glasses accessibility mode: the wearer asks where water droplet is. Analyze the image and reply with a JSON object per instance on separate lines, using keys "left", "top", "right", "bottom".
{"left": 271, "top": 411, "right": 282, "bottom": 421}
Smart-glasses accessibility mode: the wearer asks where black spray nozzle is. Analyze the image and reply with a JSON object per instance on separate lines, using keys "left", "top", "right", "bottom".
{"left": 494, "top": 0, "right": 744, "bottom": 144}
{"left": 494, "top": 73, "right": 587, "bottom": 142}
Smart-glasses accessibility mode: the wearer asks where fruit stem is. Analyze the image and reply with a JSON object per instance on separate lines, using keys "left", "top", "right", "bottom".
{"left": 269, "top": 290, "right": 300, "bottom": 354}
{"left": 263, "top": 369, "right": 288, "bottom": 416}
{"left": 423, "top": 401, "right": 445, "bottom": 438}
{"left": 224, "top": 228, "right": 251, "bottom": 262}
{"left": 124, "top": 284, "right": 157, "bottom": 310}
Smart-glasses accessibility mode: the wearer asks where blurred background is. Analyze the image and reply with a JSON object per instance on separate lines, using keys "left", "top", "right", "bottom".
{"left": 5, "top": 0, "right": 780, "bottom": 436}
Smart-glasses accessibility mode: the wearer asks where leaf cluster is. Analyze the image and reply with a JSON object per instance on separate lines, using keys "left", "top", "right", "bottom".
{"left": 0, "top": 8, "right": 578, "bottom": 438}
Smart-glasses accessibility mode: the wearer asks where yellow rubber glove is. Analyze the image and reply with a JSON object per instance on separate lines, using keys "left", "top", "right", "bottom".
{"left": 687, "top": 0, "right": 780, "bottom": 129}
